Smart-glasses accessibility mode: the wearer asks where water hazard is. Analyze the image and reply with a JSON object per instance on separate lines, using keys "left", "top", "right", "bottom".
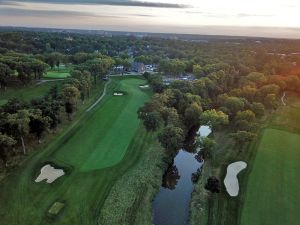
{"left": 152, "top": 126, "right": 211, "bottom": 225}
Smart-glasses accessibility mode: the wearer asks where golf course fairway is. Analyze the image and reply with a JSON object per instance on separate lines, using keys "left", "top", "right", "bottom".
{"left": 0, "top": 77, "right": 151, "bottom": 225}
{"left": 241, "top": 129, "right": 300, "bottom": 225}
{"left": 240, "top": 93, "right": 300, "bottom": 225}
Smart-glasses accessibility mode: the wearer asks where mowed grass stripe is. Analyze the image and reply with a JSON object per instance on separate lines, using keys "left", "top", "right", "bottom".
{"left": 52, "top": 77, "right": 149, "bottom": 171}
{"left": 241, "top": 128, "right": 300, "bottom": 225}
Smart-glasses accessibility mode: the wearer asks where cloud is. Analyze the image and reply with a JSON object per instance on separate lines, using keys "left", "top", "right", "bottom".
{"left": 130, "top": 14, "right": 155, "bottom": 17}
{"left": 237, "top": 13, "right": 273, "bottom": 18}
{"left": 0, "top": 0, "right": 190, "bottom": 8}
{"left": 0, "top": 0, "right": 22, "bottom": 5}
{"left": 185, "top": 11, "right": 274, "bottom": 19}
{"left": 185, "top": 11, "right": 229, "bottom": 18}
{"left": 0, "top": 7, "right": 124, "bottom": 18}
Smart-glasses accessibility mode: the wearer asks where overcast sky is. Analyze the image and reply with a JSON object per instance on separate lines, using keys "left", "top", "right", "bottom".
{"left": 0, "top": 0, "right": 300, "bottom": 38}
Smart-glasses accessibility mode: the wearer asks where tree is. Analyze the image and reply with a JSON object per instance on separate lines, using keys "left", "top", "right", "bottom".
{"left": 251, "top": 102, "right": 265, "bottom": 118}
{"left": 184, "top": 102, "right": 202, "bottom": 129}
{"left": 205, "top": 176, "right": 220, "bottom": 193}
{"left": 200, "top": 109, "right": 229, "bottom": 130}
{"left": 264, "top": 94, "right": 278, "bottom": 109}
{"left": 47, "top": 85, "right": 59, "bottom": 99}
{"left": 197, "top": 137, "right": 216, "bottom": 159}
{"left": 148, "top": 75, "right": 164, "bottom": 93}
{"left": 0, "top": 62, "right": 12, "bottom": 90}
{"left": 31, "top": 59, "right": 48, "bottom": 79}
{"left": 0, "top": 133, "right": 16, "bottom": 167}
{"left": 245, "top": 72, "right": 266, "bottom": 84}
{"left": 71, "top": 70, "right": 92, "bottom": 100}
{"left": 235, "top": 110, "right": 256, "bottom": 123}
{"left": 81, "top": 57, "right": 114, "bottom": 84}
{"left": 159, "top": 107, "right": 181, "bottom": 127}
{"left": 62, "top": 85, "right": 80, "bottom": 105}
{"left": 193, "top": 64, "right": 203, "bottom": 78}
{"left": 223, "top": 97, "right": 245, "bottom": 116}
{"left": 16, "top": 61, "right": 33, "bottom": 85}
{"left": 121, "top": 58, "right": 131, "bottom": 74}
{"left": 7, "top": 110, "right": 31, "bottom": 154}
{"left": 142, "top": 111, "right": 162, "bottom": 131}
{"left": 62, "top": 85, "right": 80, "bottom": 119}
{"left": 257, "top": 84, "right": 280, "bottom": 101}
{"left": 1, "top": 98, "right": 28, "bottom": 114}
{"left": 29, "top": 109, "right": 50, "bottom": 142}
{"left": 230, "top": 131, "right": 257, "bottom": 148}
{"left": 31, "top": 98, "right": 61, "bottom": 129}
{"left": 53, "top": 52, "right": 64, "bottom": 70}
{"left": 158, "top": 125, "right": 184, "bottom": 155}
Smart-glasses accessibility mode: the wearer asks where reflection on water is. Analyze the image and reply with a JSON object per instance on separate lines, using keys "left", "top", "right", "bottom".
{"left": 197, "top": 125, "right": 212, "bottom": 137}
{"left": 152, "top": 126, "right": 211, "bottom": 225}
{"left": 162, "top": 165, "right": 180, "bottom": 190}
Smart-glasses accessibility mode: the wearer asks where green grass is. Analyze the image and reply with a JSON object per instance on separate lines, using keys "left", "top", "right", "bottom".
{"left": 240, "top": 129, "right": 300, "bottom": 225}
{"left": 189, "top": 92, "right": 300, "bottom": 225}
{"left": 45, "top": 65, "right": 71, "bottom": 79}
{"left": 240, "top": 92, "right": 300, "bottom": 225}
{"left": 44, "top": 71, "right": 70, "bottom": 79}
{"left": 48, "top": 202, "right": 65, "bottom": 215}
{"left": 0, "top": 80, "right": 65, "bottom": 105}
{"left": 54, "top": 78, "right": 150, "bottom": 171}
{"left": 0, "top": 77, "right": 151, "bottom": 225}
{"left": 99, "top": 128, "right": 167, "bottom": 225}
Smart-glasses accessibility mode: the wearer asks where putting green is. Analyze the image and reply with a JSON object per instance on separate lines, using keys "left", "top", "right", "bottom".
{"left": 241, "top": 128, "right": 300, "bottom": 225}
{"left": 44, "top": 71, "right": 70, "bottom": 79}
{"left": 0, "top": 77, "right": 151, "bottom": 225}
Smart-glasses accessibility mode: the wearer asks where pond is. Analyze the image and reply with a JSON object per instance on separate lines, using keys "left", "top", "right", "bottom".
{"left": 152, "top": 126, "right": 211, "bottom": 225}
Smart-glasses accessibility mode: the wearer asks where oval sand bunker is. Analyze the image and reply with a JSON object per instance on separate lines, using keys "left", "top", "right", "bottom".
{"left": 224, "top": 161, "right": 247, "bottom": 197}
{"left": 35, "top": 164, "right": 65, "bottom": 184}
{"left": 113, "top": 92, "right": 124, "bottom": 96}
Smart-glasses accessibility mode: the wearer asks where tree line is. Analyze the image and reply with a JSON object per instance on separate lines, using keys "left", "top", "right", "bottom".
{"left": 139, "top": 68, "right": 300, "bottom": 158}
{"left": 0, "top": 69, "right": 95, "bottom": 167}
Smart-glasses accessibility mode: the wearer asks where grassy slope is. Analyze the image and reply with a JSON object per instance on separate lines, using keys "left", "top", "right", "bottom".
{"left": 0, "top": 80, "right": 64, "bottom": 105}
{"left": 189, "top": 92, "right": 300, "bottom": 225}
{"left": 99, "top": 129, "right": 167, "bottom": 225}
{"left": 0, "top": 77, "right": 151, "bottom": 225}
{"left": 240, "top": 129, "right": 300, "bottom": 225}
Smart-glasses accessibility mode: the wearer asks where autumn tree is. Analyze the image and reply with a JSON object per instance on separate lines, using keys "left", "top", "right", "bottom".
{"left": 200, "top": 109, "right": 229, "bottom": 130}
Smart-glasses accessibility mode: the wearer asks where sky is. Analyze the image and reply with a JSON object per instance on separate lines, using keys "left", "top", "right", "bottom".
{"left": 0, "top": 0, "right": 300, "bottom": 38}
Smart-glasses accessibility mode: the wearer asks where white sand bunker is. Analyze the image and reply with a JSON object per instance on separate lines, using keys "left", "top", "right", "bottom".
{"left": 139, "top": 84, "right": 149, "bottom": 88}
{"left": 224, "top": 161, "right": 247, "bottom": 197}
{"left": 113, "top": 92, "right": 124, "bottom": 96}
{"left": 35, "top": 164, "right": 65, "bottom": 184}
